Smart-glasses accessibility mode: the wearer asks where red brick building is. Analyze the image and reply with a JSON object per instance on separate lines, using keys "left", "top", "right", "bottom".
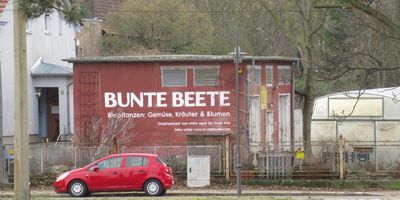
{"left": 66, "top": 55, "right": 299, "bottom": 173}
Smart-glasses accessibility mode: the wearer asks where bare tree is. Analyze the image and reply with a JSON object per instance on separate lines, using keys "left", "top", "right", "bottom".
{"left": 77, "top": 110, "right": 135, "bottom": 161}
{"left": 255, "top": 0, "right": 329, "bottom": 159}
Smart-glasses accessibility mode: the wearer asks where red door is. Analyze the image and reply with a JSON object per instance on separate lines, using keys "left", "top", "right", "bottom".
{"left": 121, "top": 156, "right": 149, "bottom": 189}
{"left": 88, "top": 156, "right": 124, "bottom": 191}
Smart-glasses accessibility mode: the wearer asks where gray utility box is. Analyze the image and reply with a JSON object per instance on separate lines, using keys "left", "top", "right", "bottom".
{"left": 187, "top": 155, "right": 210, "bottom": 187}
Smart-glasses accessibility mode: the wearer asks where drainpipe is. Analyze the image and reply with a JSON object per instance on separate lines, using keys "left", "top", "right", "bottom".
{"left": 0, "top": 60, "right": 4, "bottom": 184}
{"left": 66, "top": 81, "right": 73, "bottom": 136}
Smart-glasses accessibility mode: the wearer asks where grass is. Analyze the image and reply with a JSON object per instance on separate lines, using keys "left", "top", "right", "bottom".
{"left": 242, "top": 179, "right": 400, "bottom": 190}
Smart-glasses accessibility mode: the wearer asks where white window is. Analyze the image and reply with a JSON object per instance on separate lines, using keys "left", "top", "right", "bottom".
{"left": 266, "top": 65, "right": 273, "bottom": 86}
{"left": 58, "top": 12, "right": 63, "bottom": 35}
{"left": 247, "top": 65, "right": 261, "bottom": 85}
{"left": 194, "top": 67, "right": 219, "bottom": 86}
{"left": 44, "top": 13, "right": 51, "bottom": 34}
{"left": 162, "top": 68, "right": 187, "bottom": 87}
{"left": 278, "top": 65, "right": 291, "bottom": 85}
{"left": 26, "top": 19, "right": 32, "bottom": 34}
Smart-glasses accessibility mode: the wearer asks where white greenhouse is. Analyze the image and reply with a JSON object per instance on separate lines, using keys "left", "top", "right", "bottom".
{"left": 311, "top": 87, "right": 400, "bottom": 172}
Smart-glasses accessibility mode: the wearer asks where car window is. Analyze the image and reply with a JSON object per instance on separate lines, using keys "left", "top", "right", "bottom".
{"left": 157, "top": 157, "right": 167, "bottom": 166}
{"left": 126, "top": 156, "right": 149, "bottom": 167}
{"left": 96, "top": 157, "right": 123, "bottom": 170}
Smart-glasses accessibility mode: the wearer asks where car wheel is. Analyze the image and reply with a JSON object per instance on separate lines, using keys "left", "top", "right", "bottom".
{"left": 144, "top": 179, "right": 163, "bottom": 196}
{"left": 68, "top": 180, "right": 89, "bottom": 197}
{"left": 160, "top": 189, "right": 167, "bottom": 196}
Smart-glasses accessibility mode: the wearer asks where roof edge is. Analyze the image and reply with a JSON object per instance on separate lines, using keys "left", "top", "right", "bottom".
{"left": 64, "top": 55, "right": 300, "bottom": 63}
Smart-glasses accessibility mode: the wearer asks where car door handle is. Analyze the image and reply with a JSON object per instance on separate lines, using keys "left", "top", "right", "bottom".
{"left": 112, "top": 171, "right": 118, "bottom": 175}
{"left": 138, "top": 170, "right": 145, "bottom": 173}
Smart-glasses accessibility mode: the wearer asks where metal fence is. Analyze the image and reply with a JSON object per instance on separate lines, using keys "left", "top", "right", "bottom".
{"left": 235, "top": 140, "right": 400, "bottom": 179}
{"left": 28, "top": 143, "right": 110, "bottom": 174}
{"left": 122, "top": 145, "right": 223, "bottom": 174}
{"left": 3, "top": 143, "right": 222, "bottom": 177}
{"left": 3, "top": 140, "right": 400, "bottom": 182}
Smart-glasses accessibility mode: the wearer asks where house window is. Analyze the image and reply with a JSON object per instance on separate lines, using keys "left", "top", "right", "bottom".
{"left": 58, "top": 12, "right": 63, "bottom": 35}
{"left": 247, "top": 65, "right": 261, "bottom": 85}
{"left": 162, "top": 68, "right": 187, "bottom": 87}
{"left": 26, "top": 19, "right": 32, "bottom": 34}
{"left": 44, "top": 13, "right": 51, "bottom": 34}
{"left": 278, "top": 65, "right": 291, "bottom": 85}
{"left": 266, "top": 65, "right": 273, "bottom": 86}
{"left": 194, "top": 67, "right": 219, "bottom": 86}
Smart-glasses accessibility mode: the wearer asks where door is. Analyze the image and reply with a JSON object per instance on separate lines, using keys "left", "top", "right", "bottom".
{"left": 187, "top": 155, "right": 210, "bottom": 187}
{"left": 279, "top": 95, "right": 290, "bottom": 150}
{"left": 88, "top": 156, "right": 123, "bottom": 191}
{"left": 249, "top": 96, "right": 261, "bottom": 144}
{"left": 38, "top": 88, "right": 60, "bottom": 140}
{"left": 121, "top": 156, "right": 149, "bottom": 190}
{"left": 266, "top": 111, "right": 274, "bottom": 145}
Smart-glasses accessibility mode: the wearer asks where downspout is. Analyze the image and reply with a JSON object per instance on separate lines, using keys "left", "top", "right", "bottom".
{"left": 0, "top": 59, "right": 4, "bottom": 184}
{"left": 66, "top": 81, "right": 73, "bottom": 135}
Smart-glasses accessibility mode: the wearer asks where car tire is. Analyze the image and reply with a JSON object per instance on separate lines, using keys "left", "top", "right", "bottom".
{"left": 68, "top": 180, "right": 89, "bottom": 197}
{"left": 160, "top": 189, "right": 167, "bottom": 196}
{"left": 144, "top": 179, "right": 163, "bottom": 196}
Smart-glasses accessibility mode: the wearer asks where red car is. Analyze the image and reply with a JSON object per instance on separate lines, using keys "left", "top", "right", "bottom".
{"left": 53, "top": 153, "right": 174, "bottom": 197}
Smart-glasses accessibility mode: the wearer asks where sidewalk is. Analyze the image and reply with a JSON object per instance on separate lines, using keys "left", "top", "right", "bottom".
{"left": 0, "top": 188, "right": 394, "bottom": 198}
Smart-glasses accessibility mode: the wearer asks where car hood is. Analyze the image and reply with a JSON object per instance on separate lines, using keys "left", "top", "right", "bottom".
{"left": 66, "top": 167, "right": 85, "bottom": 174}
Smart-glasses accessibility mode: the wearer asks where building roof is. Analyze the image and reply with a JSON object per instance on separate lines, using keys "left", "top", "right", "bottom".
{"left": 64, "top": 55, "right": 300, "bottom": 63}
{"left": 0, "top": 0, "right": 8, "bottom": 18}
{"left": 31, "top": 61, "right": 72, "bottom": 77}
{"left": 317, "top": 87, "right": 400, "bottom": 102}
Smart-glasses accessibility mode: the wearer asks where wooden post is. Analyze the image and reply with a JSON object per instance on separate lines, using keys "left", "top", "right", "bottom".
{"left": 225, "top": 135, "right": 230, "bottom": 180}
{"left": 339, "top": 135, "right": 345, "bottom": 180}
{"left": 13, "top": 2, "right": 30, "bottom": 199}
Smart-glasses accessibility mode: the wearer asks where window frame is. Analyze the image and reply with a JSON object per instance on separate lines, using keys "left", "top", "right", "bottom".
{"left": 247, "top": 65, "right": 261, "bottom": 86}
{"left": 193, "top": 65, "right": 220, "bottom": 86}
{"left": 161, "top": 67, "right": 187, "bottom": 87}
{"left": 277, "top": 65, "right": 291, "bottom": 86}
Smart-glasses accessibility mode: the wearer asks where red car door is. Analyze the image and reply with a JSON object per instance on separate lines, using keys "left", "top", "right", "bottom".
{"left": 121, "top": 156, "right": 149, "bottom": 190}
{"left": 88, "top": 156, "right": 124, "bottom": 191}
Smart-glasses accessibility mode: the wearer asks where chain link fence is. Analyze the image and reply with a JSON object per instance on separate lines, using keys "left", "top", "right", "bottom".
{"left": 3, "top": 140, "right": 400, "bottom": 182}
{"left": 122, "top": 145, "right": 223, "bottom": 174}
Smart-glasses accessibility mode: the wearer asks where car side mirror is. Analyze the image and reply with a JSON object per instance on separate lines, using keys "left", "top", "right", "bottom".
{"left": 93, "top": 166, "right": 99, "bottom": 172}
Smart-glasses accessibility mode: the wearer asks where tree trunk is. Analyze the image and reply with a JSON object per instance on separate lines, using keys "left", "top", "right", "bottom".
{"left": 301, "top": 47, "right": 317, "bottom": 160}
{"left": 302, "top": 87, "right": 315, "bottom": 159}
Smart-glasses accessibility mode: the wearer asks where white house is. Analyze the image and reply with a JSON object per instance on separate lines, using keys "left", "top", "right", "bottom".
{"left": 311, "top": 87, "right": 400, "bottom": 171}
{"left": 0, "top": 0, "right": 76, "bottom": 148}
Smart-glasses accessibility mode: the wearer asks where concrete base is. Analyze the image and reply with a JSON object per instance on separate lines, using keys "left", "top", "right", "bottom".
{"left": 187, "top": 180, "right": 210, "bottom": 187}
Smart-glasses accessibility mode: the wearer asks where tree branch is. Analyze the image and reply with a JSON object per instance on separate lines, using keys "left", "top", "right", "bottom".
{"left": 347, "top": 0, "right": 400, "bottom": 37}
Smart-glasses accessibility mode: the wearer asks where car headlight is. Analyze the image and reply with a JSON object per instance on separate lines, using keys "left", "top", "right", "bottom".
{"left": 56, "top": 172, "right": 70, "bottom": 182}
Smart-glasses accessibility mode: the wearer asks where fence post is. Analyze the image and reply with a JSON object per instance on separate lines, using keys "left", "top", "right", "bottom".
{"left": 74, "top": 147, "right": 77, "bottom": 169}
{"left": 339, "top": 135, "right": 345, "bottom": 180}
{"left": 225, "top": 135, "right": 230, "bottom": 180}
{"left": 40, "top": 146, "right": 43, "bottom": 174}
